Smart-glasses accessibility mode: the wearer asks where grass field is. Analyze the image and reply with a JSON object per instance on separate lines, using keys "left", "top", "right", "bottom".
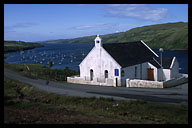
{"left": 4, "top": 62, "right": 78, "bottom": 82}
{"left": 43, "top": 22, "right": 188, "bottom": 50}
{"left": 4, "top": 63, "right": 188, "bottom": 124}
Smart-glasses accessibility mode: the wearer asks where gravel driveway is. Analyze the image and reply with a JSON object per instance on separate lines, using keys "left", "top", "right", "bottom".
{"left": 4, "top": 68, "right": 188, "bottom": 105}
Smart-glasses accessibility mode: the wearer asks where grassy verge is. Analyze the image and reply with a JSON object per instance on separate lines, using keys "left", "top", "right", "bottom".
{"left": 4, "top": 62, "right": 78, "bottom": 82}
{"left": 4, "top": 76, "right": 188, "bottom": 124}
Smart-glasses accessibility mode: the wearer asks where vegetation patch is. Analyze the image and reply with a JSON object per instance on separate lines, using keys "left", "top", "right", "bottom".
{"left": 4, "top": 76, "right": 188, "bottom": 124}
{"left": 42, "top": 22, "right": 188, "bottom": 50}
{"left": 4, "top": 40, "right": 43, "bottom": 53}
{"left": 4, "top": 62, "right": 78, "bottom": 82}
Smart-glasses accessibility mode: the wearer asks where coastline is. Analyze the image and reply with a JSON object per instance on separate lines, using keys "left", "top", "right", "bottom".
{"left": 4, "top": 45, "right": 44, "bottom": 54}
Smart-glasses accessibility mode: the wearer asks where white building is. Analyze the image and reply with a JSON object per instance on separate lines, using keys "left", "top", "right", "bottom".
{"left": 67, "top": 35, "right": 180, "bottom": 87}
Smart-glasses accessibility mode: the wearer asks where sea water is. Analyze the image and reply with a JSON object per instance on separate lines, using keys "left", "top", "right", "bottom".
{"left": 4, "top": 43, "right": 188, "bottom": 74}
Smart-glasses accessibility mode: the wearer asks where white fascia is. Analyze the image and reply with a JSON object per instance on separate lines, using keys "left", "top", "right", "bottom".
{"left": 140, "top": 40, "right": 159, "bottom": 57}
{"left": 170, "top": 57, "right": 176, "bottom": 69}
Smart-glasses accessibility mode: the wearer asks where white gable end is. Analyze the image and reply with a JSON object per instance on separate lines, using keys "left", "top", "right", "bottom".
{"left": 79, "top": 43, "right": 121, "bottom": 81}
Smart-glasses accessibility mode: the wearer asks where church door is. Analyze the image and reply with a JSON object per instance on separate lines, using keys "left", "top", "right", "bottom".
{"left": 115, "top": 78, "right": 118, "bottom": 87}
{"left": 147, "top": 68, "right": 154, "bottom": 81}
{"left": 90, "top": 69, "right": 93, "bottom": 81}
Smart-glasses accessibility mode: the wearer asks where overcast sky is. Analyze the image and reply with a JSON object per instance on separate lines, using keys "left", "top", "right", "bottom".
{"left": 4, "top": 4, "right": 188, "bottom": 42}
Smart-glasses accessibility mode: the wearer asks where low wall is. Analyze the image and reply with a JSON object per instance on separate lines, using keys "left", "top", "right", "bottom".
{"left": 67, "top": 76, "right": 114, "bottom": 87}
{"left": 163, "top": 74, "right": 188, "bottom": 88}
{"left": 126, "top": 79, "right": 163, "bottom": 88}
{"left": 68, "top": 74, "right": 188, "bottom": 88}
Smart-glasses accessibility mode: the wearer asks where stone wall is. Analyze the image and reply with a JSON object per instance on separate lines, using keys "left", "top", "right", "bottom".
{"left": 126, "top": 79, "right": 163, "bottom": 88}
{"left": 68, "top": 74, "right": 187, "bottom": 88}
{"left": 67, "top": 76, "right": 115, "bottom": 87}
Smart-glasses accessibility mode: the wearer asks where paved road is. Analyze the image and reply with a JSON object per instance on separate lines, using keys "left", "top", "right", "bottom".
{"left": 4, "top": 68, "right": 188, "bottom": 105}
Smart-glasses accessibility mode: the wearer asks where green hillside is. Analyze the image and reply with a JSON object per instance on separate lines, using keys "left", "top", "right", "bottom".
{"left": 43, "top": 22, "right": 188, "bottom": 50}
{"left": 4, "top": 41, "right": 44, "bottom": 53}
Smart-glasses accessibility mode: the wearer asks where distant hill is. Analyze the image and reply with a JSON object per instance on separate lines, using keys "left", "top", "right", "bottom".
{"left": 4, "top": 41, "right": 44, "bottom": 53}
{"left": 43, "top": 22, "right": 188, "bottom": 50}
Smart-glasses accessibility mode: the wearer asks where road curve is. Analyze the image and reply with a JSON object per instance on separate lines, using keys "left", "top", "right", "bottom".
{"left": 4, "top": 68, "right": 188, "bottom": 105}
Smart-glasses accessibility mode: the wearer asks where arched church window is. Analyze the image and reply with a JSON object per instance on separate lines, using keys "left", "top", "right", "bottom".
{"left": 90, "top": 69, "right": 93, "bottom": 81}
{"left": 105, "top": 70, "right": 108, "bottom": 78}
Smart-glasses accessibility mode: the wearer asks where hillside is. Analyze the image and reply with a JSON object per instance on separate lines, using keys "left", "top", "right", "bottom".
{"left": 4, "top": 41, "right": 44, "bottom": 53}
{"left": 42, "top": 22, "right": 188, "bottom": 50}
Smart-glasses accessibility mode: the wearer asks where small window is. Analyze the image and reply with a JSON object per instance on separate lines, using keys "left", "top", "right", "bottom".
{"left": 96, "top": 41, "right": 100, "bottom": 43}
{"left": 135, "top": 67, "right": 137, "bottom": 78}
{"left": 105, "top": 70, "right": 108, "bottom": 78}
{"left": 121, "top": 70, "right": 125, "bottom": 77}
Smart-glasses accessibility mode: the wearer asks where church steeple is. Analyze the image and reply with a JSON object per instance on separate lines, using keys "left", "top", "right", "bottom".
{"left": 94, "top": 35, "right": 102, "bottom": 47}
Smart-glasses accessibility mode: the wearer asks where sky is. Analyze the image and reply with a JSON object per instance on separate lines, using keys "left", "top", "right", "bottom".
{"left": 4, "top": 4, "right": 188, "bottom": 42}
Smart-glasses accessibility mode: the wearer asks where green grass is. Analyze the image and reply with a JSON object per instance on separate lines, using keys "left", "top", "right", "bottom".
{"left": 4, "top": 62, "right": 188, "bottom": 123}
{"left": 4, "top": 76, "right": 188, "bottom": 124}
{"left": 4, "top": 40, "right": 43, "bottom": 53}
{"left": 42, "top": 22, "right": 188, "bottom": 50}
{"left": 4, "top": 62, "right": 78, "bottom": 82}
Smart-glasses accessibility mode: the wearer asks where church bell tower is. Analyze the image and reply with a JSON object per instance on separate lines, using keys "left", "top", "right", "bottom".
{"left": 94, "top": 35, "right": 102, "bottom": 48}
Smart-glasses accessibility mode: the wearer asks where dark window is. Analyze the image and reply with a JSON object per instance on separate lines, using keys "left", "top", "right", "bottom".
{"left": 115, "top": 69, "right": 119, "bottom": 76}
{"left": 121, "top": 70, "right": 125, "bottom": 77}
{"left": 105, "top": 70, "right": 108, "bottom": 78}
{"left": 96, "top": 41, "right": 100, "bottom": 43}
{"left": 90, "top": 69, "right": 93, "bottom": 81}
{"left": 135, "top": 67, "right": 137, "bottom": 78}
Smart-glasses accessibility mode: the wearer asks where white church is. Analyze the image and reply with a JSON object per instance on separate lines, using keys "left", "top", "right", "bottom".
{"left": 67, "top": 35, "right": 180, "bottom": 87}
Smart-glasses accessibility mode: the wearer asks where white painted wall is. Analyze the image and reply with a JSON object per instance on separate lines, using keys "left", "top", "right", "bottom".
{"left": 162, "top": 69, "right": 170, "bottom": 81}
{"left": 157, "top": 57, "right": 180, "bottom": 81}
{"left": 79, "top": 44, "right": 121, "bottom": 87}
{"left": 170, "top": 57, "right": 180, "bottom": 78}
{"left": 121, "top": 62, "right": 159, "bottom": 86}
{"left": 121, "top": 63, "right": 146, "bottom": 86}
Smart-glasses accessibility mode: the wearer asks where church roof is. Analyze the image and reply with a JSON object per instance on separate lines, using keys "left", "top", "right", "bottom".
{"left": 150, "top": 57, "right": 174, "bottom": 69}
{"left": 103, "top": 41, "right": 173, "bottom": 68}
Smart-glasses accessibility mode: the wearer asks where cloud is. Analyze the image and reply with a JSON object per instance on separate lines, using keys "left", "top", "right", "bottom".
{"left": 105, "top": 4, "right": 168, "bottom": 21}
{"left": 75, "top": 25, "right": 95, "bottom": 29}
{"left": 71, "top": 23, "right": 116, "bottom": 30}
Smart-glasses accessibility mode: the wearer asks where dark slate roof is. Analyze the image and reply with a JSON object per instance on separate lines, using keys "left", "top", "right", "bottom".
{"left": 149, "top": 57, "right": 174, "bottom": 69}
{"left": 148, "top": 58, "right": 161, "bottom": 68}
{"left": 103, "top": 41, "right": 174, "bottom": 69}
{"left": 103, "top": 41, "right": 158, "bottom": 68}
{"left": 158, "top": 57, "right": 173, "bottom": 69}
